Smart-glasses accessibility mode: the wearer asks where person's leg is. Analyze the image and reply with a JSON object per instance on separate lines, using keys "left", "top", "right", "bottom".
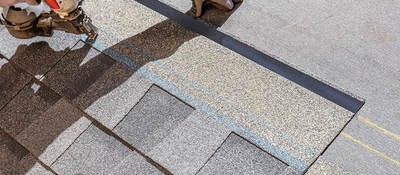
{"left": 1, "top": 6, "right": 43, "bottom": 39}
{"left": 1, "top": 0, "right": 97, "bottom": 41}
{"left": 193, "top": 0, "right": 242, "bottom": 17}
{"left": 44, "top": 0, "right": 98, "bottom": 41}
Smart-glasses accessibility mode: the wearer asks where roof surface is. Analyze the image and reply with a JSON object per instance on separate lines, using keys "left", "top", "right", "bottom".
{"left": 0, "top": 0, "right": 399, "bottom": 174}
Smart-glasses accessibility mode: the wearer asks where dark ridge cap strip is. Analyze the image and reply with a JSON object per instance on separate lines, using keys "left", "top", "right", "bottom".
{"left": 132, "top": 0, "right": 365, "bottom": 113}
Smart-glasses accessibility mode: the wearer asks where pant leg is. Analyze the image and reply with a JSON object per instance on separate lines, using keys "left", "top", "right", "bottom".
{"left": 1, "top": 6, "right": 40, "bottom": 39}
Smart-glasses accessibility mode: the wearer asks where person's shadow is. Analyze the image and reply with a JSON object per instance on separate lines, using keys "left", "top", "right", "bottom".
{"left": 105, "top": 1, "right": 242, "bottom": 63}
{"left": 0, "top": 1, "right": 242, "bottom": 173}
{"left": 46, "top": 1, "right": 243, "bottom": 109}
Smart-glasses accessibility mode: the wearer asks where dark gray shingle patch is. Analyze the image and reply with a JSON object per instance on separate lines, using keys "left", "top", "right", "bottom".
{"left": 0, "top": 58, "right": 32, "bottom": 109}
{"left": 0, "top": 79, "right": 84, "bottom": 159}
{"left": 0, "top": 128, "right": 37, "bottom": 174}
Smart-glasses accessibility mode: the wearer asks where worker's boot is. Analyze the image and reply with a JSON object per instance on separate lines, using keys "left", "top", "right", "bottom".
{"left": 0, "top": 0, "right": 97, "bottom": 41}
{"left": 39, "top": 0, "right": 98, "bottom": 42}
{"left": 193, "top": 0, "right": 242, "bottom": 17}
{"left": 40, "top": 5, "right": 98, "bottom": 42}
{"left": 0, "top": 6, "right": 51, "bottom": 39}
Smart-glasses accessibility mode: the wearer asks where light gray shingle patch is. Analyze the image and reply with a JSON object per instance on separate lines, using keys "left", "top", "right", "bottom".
{"left": 279, "top": 167, "right": 301, "bottom": 175}
{"left": 51, "top": 125, "right": 132, "bottom": 175}
{"left": 38, "top": 117, "right": 92, "bottom": 165}
{"left": 83, "top": 72, "right": 153, "bottom": 129}
{"left": 148, "top": 110, "right": 231, "bottom": 175}
{"left": 111, "top": 152, "right": 163, "bottom": 175}
{"left": 25, "top": 163, "right": 54, "bottom": 175}
{"left": 198, "top": 133, "right": 288, "bottom": 175}
{"left": 52, "top": 124, "right": 163, "bottom": 175}
{"left": 305, "top": 156, "right": 352, "bottom": 175}
{"left": 113, "top": 85, "right": 194, "bottom": 153}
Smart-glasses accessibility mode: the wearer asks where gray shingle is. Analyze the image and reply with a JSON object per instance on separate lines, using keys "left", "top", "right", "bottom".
{"left": 0, "top": 128, "right": 37, "bottom": 175}
{"left": 0, "top": 77, "right": 91, "bottom": 166}
{"left": 15, "top": 98, "right": 82, "bottom": 157}
{"left": 113, "top": 85, "right": 194, "bottom": 153}
{"left": 83, "top": 71, "right": 153, "bottom": 129}
{"left": 51, "top": 124, "right": 162, "bottom": 175}
{"left": 38, "top": 117, "right": 92, "bottom": 165}
{"left": 0, "top": 80, "right": 64, "bottom": 151}
{"left": 0, "top": 58, "right": 32, "bottom": 109}
{"left": 111, "top": 152, "right": 163, "bottom": 175}
{"left": 25, "top": 163, "right": 54, "bottom": 175}
{"left": 51, "top": 125, "right": 134, "bottom": 175}
{"left": 42, "top": 42, "right": 154, "bottom": 129}
{"left": 198, "top": 134, "right": 288, "bottom": 175}
{"left": 148, "top": 110, "right": 231, "bottom": 175}
{"left": 42, "top": 42, "right": 117, "bottom": 102}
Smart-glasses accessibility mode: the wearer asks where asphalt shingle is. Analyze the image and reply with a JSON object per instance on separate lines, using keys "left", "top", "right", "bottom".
{"left": 198, "top": 133, "right": 289, "bottom": 175}
{"left": 0, "top": 80, "right": 61, "bottom": 139}
{"left": 83, "top": 70, "right": 153, "bottom": 129}
{"left": 51, "top": 124, "right": 161, "bottom": 175}
{"left": 113, "top": 85, "right": 194, "bottom": 153}
{"left": 0, "top": 129, "right": 37, "bottom": 174}
{"left": 148, "top": 110, "right": 231, "bottom": 175}
{"left": 38, "top": 117, "right": 92, "bottom": 165}
{"left": 111, "top": 151, "right": 164, "bottom": 175}
{"left": 15, "top": 98, "right": 82, "bottom": 157}
{"left": 305, "top": 157, "right": 351, "bottom": 175}
{"left": 25, "top": 163, "right": 54, "bottom": 175}
{"left": 143, "top": 35, "right": 354, "bottom": 167}
{"left": 42, "top": 42, "right": 116, "bottom": 102}
{"left": 1, "top": 0, "right": 399, "bottom": 174}
{"left": 42, "top": 42, "right": 154, "bottom": 129}
{"left": 0, "top": 58, "right": 32, "bottom": 109}
{"left": 0, "top": 79, "right": 92, "bottom": 168}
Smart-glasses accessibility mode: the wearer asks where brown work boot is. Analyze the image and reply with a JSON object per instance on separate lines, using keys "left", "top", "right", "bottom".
{"left": 193, "top": 0, "right": 241, "bottom": 17}
{"left": 0, "top": 6, "right": 50, "bottom": 39}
